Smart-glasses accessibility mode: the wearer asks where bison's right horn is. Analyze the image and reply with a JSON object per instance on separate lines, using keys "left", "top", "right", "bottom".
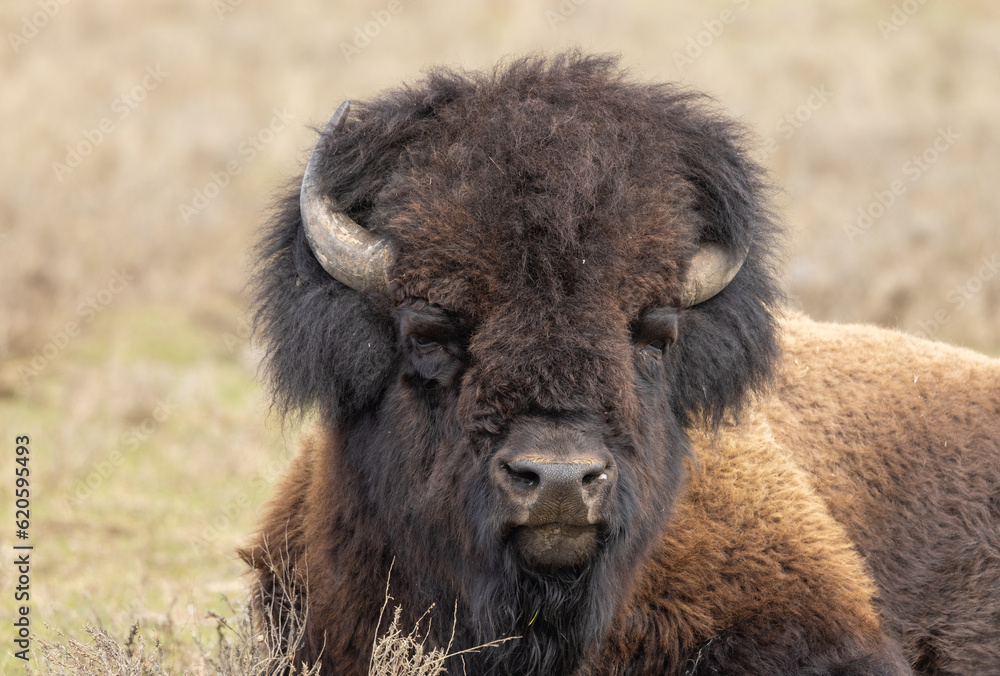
{"left": 680, "top": 242, "right": 748, "bottom": 307}
{"left": 300, "top": 100, "right": 394, "bottom": 294}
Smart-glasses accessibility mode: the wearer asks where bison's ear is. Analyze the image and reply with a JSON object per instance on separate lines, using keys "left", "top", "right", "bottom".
{"left": 252, "top": 191, "right": 398, "bottom": 422}
{"left": 667, "top": 108, "right": 783, "bottom": 429}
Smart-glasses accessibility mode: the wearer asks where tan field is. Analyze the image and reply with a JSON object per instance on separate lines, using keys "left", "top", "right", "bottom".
{"left": 1, "top": 0, "right": 998, "bottom": 672}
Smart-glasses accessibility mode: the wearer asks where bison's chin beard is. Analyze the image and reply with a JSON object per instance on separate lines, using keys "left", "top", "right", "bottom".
{"left": 460, "top": 533, "right": 625, "bottom": 676}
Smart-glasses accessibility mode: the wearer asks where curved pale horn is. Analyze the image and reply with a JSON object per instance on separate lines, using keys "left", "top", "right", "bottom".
{"left": 680, "top": 242, "right": 748, "bottom": 307}
{"left": 300, "top": 100, "right": 394, "bottom": 294}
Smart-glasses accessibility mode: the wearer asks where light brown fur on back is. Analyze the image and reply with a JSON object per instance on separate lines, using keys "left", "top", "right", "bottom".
{"left": 766, "top": 314, "right": 1000, "bottom": 673}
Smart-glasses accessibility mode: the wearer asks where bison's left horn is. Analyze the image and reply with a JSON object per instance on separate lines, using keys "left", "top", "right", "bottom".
{"left": 680, "top": 242, "right": 748, "bottom": 307}
{"left": 300, "top": 100, "right": 394, "bottom": 294}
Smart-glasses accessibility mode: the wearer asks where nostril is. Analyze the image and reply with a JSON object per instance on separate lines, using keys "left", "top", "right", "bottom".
{"left": 503, "top": 462, "right": 539, "bottom": 488}
{"left": 506, "top": 458, "right": 609, "bottom": 490}
{"left": 581, "top": 469, "right": 608, "bottom": 487}
{"left": 496, "top": 455, "right": 614, "bottom": 524}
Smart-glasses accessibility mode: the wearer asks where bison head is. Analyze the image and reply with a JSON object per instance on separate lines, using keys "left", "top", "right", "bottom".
{"left": 252, "top": 53, "right": 781, "bottom": 674}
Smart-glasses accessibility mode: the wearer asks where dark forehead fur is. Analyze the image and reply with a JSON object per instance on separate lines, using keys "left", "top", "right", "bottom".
{"left": 253, "top": 52, "right": 782, "bottom": 427}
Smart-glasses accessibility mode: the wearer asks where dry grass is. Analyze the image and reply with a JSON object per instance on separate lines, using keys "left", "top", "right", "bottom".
{"left": 369, "top": 606, "right": 453, "bottom": 676}
{"left": 35, "top": 624, "right": 169, "bottom": 676}
{"left": 1, "top": 1, "right": 998, "bottom": 673}
{"left": 368, "top": 605, "right": 516, "bottom": 676}
{"left": 31, "top": 606, "right": 485, "bottom": 676}
{"left": 367, "top": 605, "right": 513, "bottom": 676}
{"left": 33, "top": 599, "right": 323, "bottom": 676}
{"left": 366, "top": 565, "right": 515, "bottom": 676}
{"left": 32, "top": 562, "right": 323, "bottom": 676}
{"left": 30, "top": 565, "right": 511, "bottom": 676}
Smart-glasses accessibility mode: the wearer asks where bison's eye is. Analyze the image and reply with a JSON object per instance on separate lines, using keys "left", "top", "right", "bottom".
{"left": 397, "top": 304, "right": 466, "bottom": 390}
{"left": 639, "top": 339, "right": 667, "bottom": 359}
{"left": 632, "top": 307, "right": 679, "bottom": 364}
{"left": 412, "top": 336, "right": 441, "bottom": 354}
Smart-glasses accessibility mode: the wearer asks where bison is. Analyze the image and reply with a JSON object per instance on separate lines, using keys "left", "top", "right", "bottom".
{"left": 241, "top": 54, "right": 1000, "bottom": 675}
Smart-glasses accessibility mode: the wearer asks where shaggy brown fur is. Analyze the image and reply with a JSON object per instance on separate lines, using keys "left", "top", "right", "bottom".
{"left": 245, "top": 316, "right": 1000, "bottom": 674}
{"left": 591, "top": 404, "right": 904, "bottom": 675}
{"left": 242, "top": 54, "right": 999, "bottom": 675}
{"left": 765, "top": 314, "right": 1000, "bottom": 674}
{"left": 588, "top": 314, "right": 1000, "bottom": 674}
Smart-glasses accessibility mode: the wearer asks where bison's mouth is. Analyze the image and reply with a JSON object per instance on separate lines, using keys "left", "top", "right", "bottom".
{"left": 514, "top": 523, "right": 600, "bottom": 568}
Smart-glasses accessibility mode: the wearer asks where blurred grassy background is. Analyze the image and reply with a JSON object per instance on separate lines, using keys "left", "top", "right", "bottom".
{"left": 1, "top": 0, "right": 998, "bottom": 671}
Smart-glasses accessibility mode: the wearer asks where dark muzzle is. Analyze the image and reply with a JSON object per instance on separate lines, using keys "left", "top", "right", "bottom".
{"left": 492, "top": 417, "right": 617, "bottom": 568}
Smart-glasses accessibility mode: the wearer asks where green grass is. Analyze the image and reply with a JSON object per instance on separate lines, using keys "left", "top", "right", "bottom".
{"left": 0, "top": 301, "right": 293, "bottom": 674}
